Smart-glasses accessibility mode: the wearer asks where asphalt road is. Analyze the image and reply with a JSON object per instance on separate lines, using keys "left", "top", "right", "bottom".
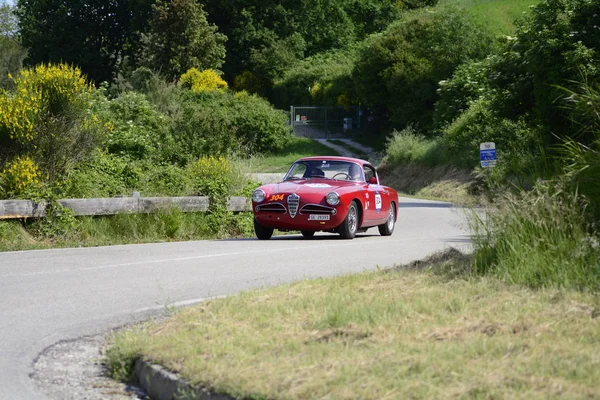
{"left": 0, "top": 197, "right": 472, "bottom": 399}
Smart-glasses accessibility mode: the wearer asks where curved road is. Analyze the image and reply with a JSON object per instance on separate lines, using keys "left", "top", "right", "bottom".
{"left": 0, "top": 197, "right": 472, "bottom": 399}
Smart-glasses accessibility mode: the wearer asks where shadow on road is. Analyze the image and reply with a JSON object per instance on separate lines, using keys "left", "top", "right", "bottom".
{"left": 399, "top": 202, "right": 454, "bottom": 208}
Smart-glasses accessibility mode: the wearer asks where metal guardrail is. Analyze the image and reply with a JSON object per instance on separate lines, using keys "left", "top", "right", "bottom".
{"left": 0, "top": 196, "right": 251, "bottom": 219}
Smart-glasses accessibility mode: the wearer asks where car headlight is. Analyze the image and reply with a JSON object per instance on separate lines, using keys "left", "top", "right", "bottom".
{"left": 252, "top": 189, "right": 266, "bottom": 203}
{"left": 326, "top": 192, "right": 340, "bottom": 206}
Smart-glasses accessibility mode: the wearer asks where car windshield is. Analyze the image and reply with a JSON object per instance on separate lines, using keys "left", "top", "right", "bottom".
{"left": 284, "top": 160, "right": 364, "bottom": 182}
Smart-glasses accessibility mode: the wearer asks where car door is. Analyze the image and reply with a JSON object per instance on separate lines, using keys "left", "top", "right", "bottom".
{"left": 363, "top": 164, "right": 388, "bottom": 224}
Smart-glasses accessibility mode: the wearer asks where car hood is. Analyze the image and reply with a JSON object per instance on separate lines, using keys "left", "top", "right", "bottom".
{"left": 267, "top": 179, "right": 357, "bottom": 194}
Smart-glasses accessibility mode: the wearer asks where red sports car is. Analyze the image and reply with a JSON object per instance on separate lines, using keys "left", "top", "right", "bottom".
{"left": 251, "top": 156, "right": 399, "bottom": 240}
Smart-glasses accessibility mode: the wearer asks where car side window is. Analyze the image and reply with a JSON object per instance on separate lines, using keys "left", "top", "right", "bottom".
{"left": 364, "top": 166, "right": 375, "bottom": 183}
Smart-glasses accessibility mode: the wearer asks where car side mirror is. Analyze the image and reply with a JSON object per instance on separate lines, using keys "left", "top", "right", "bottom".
{"left": 368, "top": 177, "right": 377, "bottom": 184}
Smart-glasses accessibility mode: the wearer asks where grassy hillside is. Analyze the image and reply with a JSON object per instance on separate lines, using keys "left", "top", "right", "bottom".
{"left": 441, "top": 0, "right": 540, "bottom": 34}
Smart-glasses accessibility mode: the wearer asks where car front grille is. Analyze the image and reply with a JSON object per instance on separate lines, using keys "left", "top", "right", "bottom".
{"left": 255, "top": 203, "right": 286, "bottom": 213}
{"left": 300, "top": 204, "right": 337, "bottom": 215}
{"left": 287, "top": 193, "right": 300, "bottom": 218}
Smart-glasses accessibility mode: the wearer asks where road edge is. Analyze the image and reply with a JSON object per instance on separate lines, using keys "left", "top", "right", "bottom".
{"left": 134, "top": 359, "right": 234, "bottom": 400}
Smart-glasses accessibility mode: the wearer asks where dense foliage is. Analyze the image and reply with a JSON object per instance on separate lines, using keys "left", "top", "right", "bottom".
{"left": 0, "top": 2, "right": 25, "bottom": 90}
{"left": 139, "top": 0, "right": 226, "bottom": 81}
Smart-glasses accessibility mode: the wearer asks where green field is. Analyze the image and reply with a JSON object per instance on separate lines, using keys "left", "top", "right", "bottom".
{"left": 441, "top": 0, "right": 540, "bottom": 34}
{"left": 249, "top": 136, "right": 341, "bottom": 173}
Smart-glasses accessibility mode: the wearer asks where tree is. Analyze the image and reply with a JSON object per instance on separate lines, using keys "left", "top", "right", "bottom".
{"left": 352, "top": 6, "right": 494, "bottom": 131}
{"left": 0, "top": 2, "right": 26, "bottom": 90}
{"left": 140, "top": 0, "right": 226, "bottom": 82}
{"left": 486, "top": 0, "right": 600, "bottom": 145}
{"left": 16, "top": 0, "right": 153, "bottom": 84}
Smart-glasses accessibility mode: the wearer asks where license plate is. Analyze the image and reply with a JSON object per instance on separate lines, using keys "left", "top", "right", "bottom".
{"left": 308, "top": 214, "right": 330, "bottom": 221}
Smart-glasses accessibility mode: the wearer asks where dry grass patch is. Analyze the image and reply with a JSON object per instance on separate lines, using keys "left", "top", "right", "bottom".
{"left": 108, "top": 252, "right": 600, "bottom": 399}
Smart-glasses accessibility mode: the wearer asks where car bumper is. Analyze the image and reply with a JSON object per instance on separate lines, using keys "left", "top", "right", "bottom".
{"left": 253, "top": 202, "right": 348, "bottom": 231}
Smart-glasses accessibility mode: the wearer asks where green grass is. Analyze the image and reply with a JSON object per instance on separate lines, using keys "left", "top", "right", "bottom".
{"left": 249, "top": 136, "right": 341, "bottom": 173}
{"left": 441, "top": 0, "right": 540, "bottom": 35}
{"left": 471, "top": 186, "right": 600, "bottom": 290}
{"left": 107, "top": 250, "right": 600, "bottom": 399}
{"left": 0, "top": 209, "right": 254, "bottom": 252}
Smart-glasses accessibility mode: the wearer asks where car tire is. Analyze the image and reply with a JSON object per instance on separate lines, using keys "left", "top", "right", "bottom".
{"left": 378, "top": 203, "right": 396, "bottom": 236}
{"left": 254, "top": 219, "right": 274, "bottom": 240}
{"left": 338, "top": 201, "right": 358, "bottom": 239}
{"left": 301, "top": 230, "right": 315, "bottom": 238}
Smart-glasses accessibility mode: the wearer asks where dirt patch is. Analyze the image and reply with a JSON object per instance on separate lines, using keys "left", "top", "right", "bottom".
{"left": 31, "top": 334, "right": 148, "bottom": 400}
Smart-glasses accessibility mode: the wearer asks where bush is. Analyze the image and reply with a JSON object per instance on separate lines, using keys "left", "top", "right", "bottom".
{"left": 91, "top": 89, "right": 174, "bottom": 161}
{"left": 441, "top": 98, "right": 542, "bottom": 173}
{"left": 137, "top": 163, "right": 192, "bottom": 197}
{"left": 189, "top": 155, "right": 232, "bottom": 197}
{"left": 0, "top": 63, "right": 104, "bottom": 181}
{"left": 383, "top": 126, "right": 445, "bottom": 167}
{"left": 0, "top": 156, "right": 42, "bottom": 198}
{"left": 173, "top": 90, "right": 291, "bottom": 158}
{"left": 180, "top": 67, "right": 228, "bottom": 93}
{"left": 433, "top": 58, "right": 492, "bottom": 130}
{"left": 64, "top": 152, "right": 141, "bottom": 198}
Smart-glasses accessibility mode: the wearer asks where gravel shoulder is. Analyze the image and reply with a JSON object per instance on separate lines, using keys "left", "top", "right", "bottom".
{"left": 31, "top": 334, "right": 148, "bottom": 400}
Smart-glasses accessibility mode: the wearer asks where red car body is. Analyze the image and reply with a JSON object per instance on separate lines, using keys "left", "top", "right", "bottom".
{"left": 251, "top": 156, "right": 399, "bottom": 240}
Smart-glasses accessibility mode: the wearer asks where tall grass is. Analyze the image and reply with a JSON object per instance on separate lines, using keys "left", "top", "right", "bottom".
{"left": 471, "top": 183, "right": 600, "bottom": 290}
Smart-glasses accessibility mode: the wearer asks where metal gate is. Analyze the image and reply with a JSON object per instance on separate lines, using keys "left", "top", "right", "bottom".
{"left": 290, "top": 106, "right": 361, "bottom": 138}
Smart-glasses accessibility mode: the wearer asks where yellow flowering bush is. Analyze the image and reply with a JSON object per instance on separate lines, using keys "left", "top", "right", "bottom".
{"left": 180, "top": 68, "right": 228, "bottom": 93}
{"left": 1, "top": 64, "right": 93, "bottom": 145}
{"left": 189, "top": 155, "right": 232, "bottom": 196}
{"left": 0, "top": 63, "right": 103, "bottom": 181}
{"left": 0, "top": 156, "right": 42, "bottom": 198}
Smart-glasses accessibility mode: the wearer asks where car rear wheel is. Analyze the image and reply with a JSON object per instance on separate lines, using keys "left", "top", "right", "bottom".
{"left": 301, "top": 230, "right": 315, "bottom": 238}
{"left": 254, "top": 219, "right": 274, "bottom": 240}
{"left": 338, "top": 201, "right": 358, "bottom": 239}
{"left": 378, "top": 203, "right": 396, "bottom": 236}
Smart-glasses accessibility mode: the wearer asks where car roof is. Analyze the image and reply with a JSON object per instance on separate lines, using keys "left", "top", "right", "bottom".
{"left": 297, "top": 156, "right": 371, "bottom": 166}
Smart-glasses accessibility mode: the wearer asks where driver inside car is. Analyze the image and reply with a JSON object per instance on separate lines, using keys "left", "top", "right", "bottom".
{"left": 348, "top": 163, "right": 362, "bottom": 181}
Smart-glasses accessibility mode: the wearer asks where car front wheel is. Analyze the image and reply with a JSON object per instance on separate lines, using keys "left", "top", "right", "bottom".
{"left": 338, "top": 201, "right": 358, "bottom": 239}
{"left": 378, "top": 203, "right": 396, "bottom": 236}
{"left": 301, "top": 230, "right": 315, "bottom": 238}
{"left": 254, "top": 219, "right": 274, "bottom": 240}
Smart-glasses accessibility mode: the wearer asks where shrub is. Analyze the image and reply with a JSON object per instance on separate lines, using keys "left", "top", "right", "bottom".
{"left": 441, "top": 98, "right": 542, "bottom": 173}
{"left": 180, "top": 67, "right": 228, "bottom": 93}
{"left": 173, "top": 90, "right": 291, "bottom": 158}
{"left": 0, "top": 155, "right": 42, "bottom": 198}
{"left": 0, "top": 63, "right": 104, "bottom": 181}
{"left": 91, "top": 89, "right": 174, "bottom": 161}
{"left": 189, "top": 155, "right": 231, "bottom": 197}
{"left": 63, "top": 152, "right": 141, "bottom": 198}
{"left": 433, "top": 58, "right": 492, "bottom": 130}
{"left": 383, "top": 126, "right": 445, "bottom": 167}
{"left": 137, "top": 163, "right": 192, "bottom": 197}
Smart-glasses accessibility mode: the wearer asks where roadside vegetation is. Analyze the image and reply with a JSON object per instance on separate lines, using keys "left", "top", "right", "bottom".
{"left": 107, "top": 250, "right": 600, "bottom": 399}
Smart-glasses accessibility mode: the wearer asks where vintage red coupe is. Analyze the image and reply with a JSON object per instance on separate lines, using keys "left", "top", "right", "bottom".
{"left": 251, "top": 156, "right": 399, "bottom": 240}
